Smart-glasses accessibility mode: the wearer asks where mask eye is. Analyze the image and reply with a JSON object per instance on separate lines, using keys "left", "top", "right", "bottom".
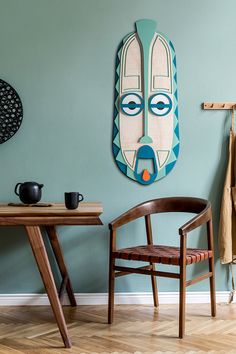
{"left": 120, "top": 93, "right": 143, "bottom": 116}
{"left": 149, "top": 93, "right": 172, "bottom": 116}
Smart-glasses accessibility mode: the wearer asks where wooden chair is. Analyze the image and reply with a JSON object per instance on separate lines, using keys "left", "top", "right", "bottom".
{"left": 108, "top": 197, "right": 216, "bottom": 338}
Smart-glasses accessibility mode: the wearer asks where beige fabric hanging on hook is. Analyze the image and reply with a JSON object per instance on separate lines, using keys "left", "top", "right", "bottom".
{"left": 219, "top": 108, "right": 236, "bottom": 265}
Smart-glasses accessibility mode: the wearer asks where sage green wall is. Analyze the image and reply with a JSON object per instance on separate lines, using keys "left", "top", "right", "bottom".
{"left": 0, "top": 0, "right": 235, "bottom": 293}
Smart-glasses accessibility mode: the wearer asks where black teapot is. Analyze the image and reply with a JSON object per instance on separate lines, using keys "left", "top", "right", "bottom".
{"left": 14, "top": 182, "right": 44, "bottom": 204}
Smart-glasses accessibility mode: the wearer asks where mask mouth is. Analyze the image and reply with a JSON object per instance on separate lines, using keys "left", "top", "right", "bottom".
{"left": 137, "top": 159, "right": 154, "bottom": 182}
{"left": 137, "top": 158, "right": 154, "bottom": 174}
{"left": 134, "top": 145, "right": 158, "bottom": 185}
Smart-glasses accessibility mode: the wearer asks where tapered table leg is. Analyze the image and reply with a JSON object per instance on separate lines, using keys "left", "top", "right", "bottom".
{"left": 45, "top": 226, "right": 77, "bottom": 306}
{"left": 25, "top": 226, "right": 71, "bottom": 348}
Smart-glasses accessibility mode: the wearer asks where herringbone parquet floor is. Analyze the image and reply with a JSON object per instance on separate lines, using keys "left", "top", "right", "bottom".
{"left": 0, "top": 303, "right": 235, "bottom": 353}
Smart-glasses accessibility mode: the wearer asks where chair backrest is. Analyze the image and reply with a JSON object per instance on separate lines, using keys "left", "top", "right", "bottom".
{"left": 109, "top": 197, "right": 210, "bottom": 230}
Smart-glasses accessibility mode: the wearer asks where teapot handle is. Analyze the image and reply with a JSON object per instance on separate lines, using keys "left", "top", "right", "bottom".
{"left": 14, "top": 183, "right": 22, "bottom": 196}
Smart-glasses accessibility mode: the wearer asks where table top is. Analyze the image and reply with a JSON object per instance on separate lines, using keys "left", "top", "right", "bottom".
{"left": 0, "top": 202, "right": 103, "bottom": 216}
{"left": 0, "top": 202, "right": 103, "bottom": 226}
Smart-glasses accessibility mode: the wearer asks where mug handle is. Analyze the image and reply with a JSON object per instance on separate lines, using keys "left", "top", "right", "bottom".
{"left": 14, "top": 183, "right": 22, "bottom": 196}
{"left": 78, "top": 194, "right": 84, "bottom": 202}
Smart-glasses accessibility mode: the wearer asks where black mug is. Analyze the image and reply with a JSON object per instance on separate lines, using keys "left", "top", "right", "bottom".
{"left": 64, "top": 192, "right": 84, "bottom": 210}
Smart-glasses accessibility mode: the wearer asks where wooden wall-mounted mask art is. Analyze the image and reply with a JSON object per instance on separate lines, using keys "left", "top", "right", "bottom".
{"left": 112, "top": 20, "right": 179, "bottom": 185}
{"left": 0, "top": 79, "right": 23, "bottom": 144}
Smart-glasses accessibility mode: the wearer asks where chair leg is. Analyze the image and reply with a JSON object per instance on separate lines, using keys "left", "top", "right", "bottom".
{"left": 108, "top": 258, "right": 115, "bottom": 324}
{"left": 207, "top": 219, "right": 216, "bottom": 317}
{"left": 179, "top": 233, "right": 187, "bottom": 338}
{"left": 150, "top": 263, "right": 159, "bottom": 307}
{"left": 145, "top": 215, "right": 158, "bottom": 307}
{"left": 209, "top": 257, "right": 216, "bottom": 317}
{"left": 179, "top": 269, "right": 186, "bottom": 339}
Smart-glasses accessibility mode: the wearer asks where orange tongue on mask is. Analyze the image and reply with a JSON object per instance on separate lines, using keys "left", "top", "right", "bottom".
{"left": 142, "top": 169, "right": 150, "bottom": 181}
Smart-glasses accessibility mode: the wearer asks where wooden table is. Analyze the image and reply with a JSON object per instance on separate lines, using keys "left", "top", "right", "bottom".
{"left": 0, "top": 202, "right": 103, "bottom": 348}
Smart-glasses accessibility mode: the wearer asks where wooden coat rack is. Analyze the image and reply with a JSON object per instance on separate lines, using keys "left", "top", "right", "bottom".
{"left": 203, "top": 102, "right": 236, "bottom": 129}
{"left": 203, "top": 102, "right": 236, "bottom": 110}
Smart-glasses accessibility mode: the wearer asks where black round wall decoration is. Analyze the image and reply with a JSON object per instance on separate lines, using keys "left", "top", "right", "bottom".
{"left": 0, "top": 79, "right": 23, "bottom": 144}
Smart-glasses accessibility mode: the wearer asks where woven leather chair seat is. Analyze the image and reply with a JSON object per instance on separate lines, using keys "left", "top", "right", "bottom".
{"left": 113, "top": 245, "right": 213, "bottom": 266}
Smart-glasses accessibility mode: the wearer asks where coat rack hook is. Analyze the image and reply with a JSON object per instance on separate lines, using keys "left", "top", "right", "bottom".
{"left": 211, "top": 103, "right": 214, "bottom": 108}
{"left": 222, "top": 104, "right": 225, "bottom": 108}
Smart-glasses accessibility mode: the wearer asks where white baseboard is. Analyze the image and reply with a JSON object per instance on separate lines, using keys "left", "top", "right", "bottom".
{"left": 0, "top": 291, "right": 232, "bottom": 306}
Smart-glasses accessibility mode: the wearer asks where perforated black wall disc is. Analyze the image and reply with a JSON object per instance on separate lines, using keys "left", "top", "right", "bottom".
{"left": 0, "top": 79, "right": 23, "bottom": 144}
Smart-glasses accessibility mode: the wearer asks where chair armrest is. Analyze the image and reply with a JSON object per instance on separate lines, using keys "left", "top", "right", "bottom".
{"left": 179, "top": 202, "right": 212, "bottom": 236}
{"left": 109, "top": 203, "right": 148, "bottom": 230}
{"left": 109, "top": 209, "right": 137, "bottom": 230}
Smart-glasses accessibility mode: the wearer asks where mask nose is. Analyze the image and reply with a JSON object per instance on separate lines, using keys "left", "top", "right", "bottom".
{"left": 138, "top": 104, "right": 153, "bottom": 143}
{"left": 139, "top": 135, "right": 153, "bottom": 144}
